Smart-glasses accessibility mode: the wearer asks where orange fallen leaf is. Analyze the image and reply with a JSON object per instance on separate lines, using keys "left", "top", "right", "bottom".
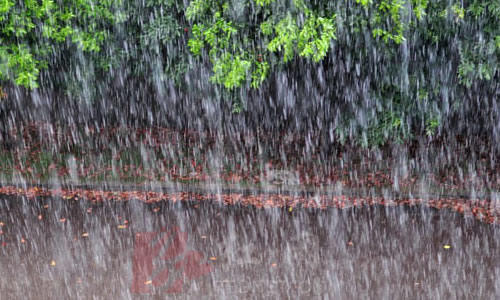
{"left": 271, "top": 263, "right": 277, "bottom": 267}
{"left": 209, "top": 257, "right": 217, "bottom": 261}
{"left": 82, "top": 232, "right": 89, "bottom": 237}
{"left": 20, "top": 238, "right": 25, "bottom": 243}
{"left": 43, "top": 204, "right": 49, "bottom": 209}
{"left": 117, "top": 225, "right": 127, "bottom": 229}
{"left": 144, "top": 280, "right": 152, "bottom": 285}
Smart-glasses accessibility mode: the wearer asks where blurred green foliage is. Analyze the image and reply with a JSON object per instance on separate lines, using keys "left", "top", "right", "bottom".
{"left": 0, "top": 0, "right": 123, "bottom": 89}
{"left": 0, "top": 0, "right": 498, "bottom": 146}
{"left": 185, "top": 0, "right": 337, "bottom": 89}
{"left": 0, "top": 0, "right": 497, "bottom": 91}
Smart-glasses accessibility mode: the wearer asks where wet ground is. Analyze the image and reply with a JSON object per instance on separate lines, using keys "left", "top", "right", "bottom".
{"left": 0, "top": 195, "right": 499, "bottom": 299}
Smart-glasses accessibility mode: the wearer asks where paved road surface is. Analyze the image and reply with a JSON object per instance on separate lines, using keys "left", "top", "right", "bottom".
{"left": 0, "top": 195, "right": 498, "bottom": 299}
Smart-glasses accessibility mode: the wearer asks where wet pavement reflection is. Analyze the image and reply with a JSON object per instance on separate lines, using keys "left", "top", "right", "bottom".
{"left": 0, "top": 195, "right": 498, "bottom": 299}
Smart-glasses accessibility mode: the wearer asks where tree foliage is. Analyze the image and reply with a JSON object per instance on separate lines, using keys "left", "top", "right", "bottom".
{"left": 0, "top": 0, "right": 123, "bottom": 88}
{"left": 0, "top": 0, "right": 498, "bottom": 146}
{"left": 0, "top": 0, "right": 498, "bottom": 91}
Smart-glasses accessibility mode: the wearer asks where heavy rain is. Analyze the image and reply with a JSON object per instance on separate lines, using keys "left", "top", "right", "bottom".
{"left": 0, "top": 0, "right": 499, "bottom": 299}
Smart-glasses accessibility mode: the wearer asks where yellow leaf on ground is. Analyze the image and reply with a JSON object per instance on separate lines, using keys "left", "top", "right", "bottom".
{"left": 117, "top": 225, "right": 127, "bottom": 229}
{"left": 50, "top": 260, "right": 56, "bottom": 266}
{"left": 443, "top": 244, "right": 451, "bottom": 249}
